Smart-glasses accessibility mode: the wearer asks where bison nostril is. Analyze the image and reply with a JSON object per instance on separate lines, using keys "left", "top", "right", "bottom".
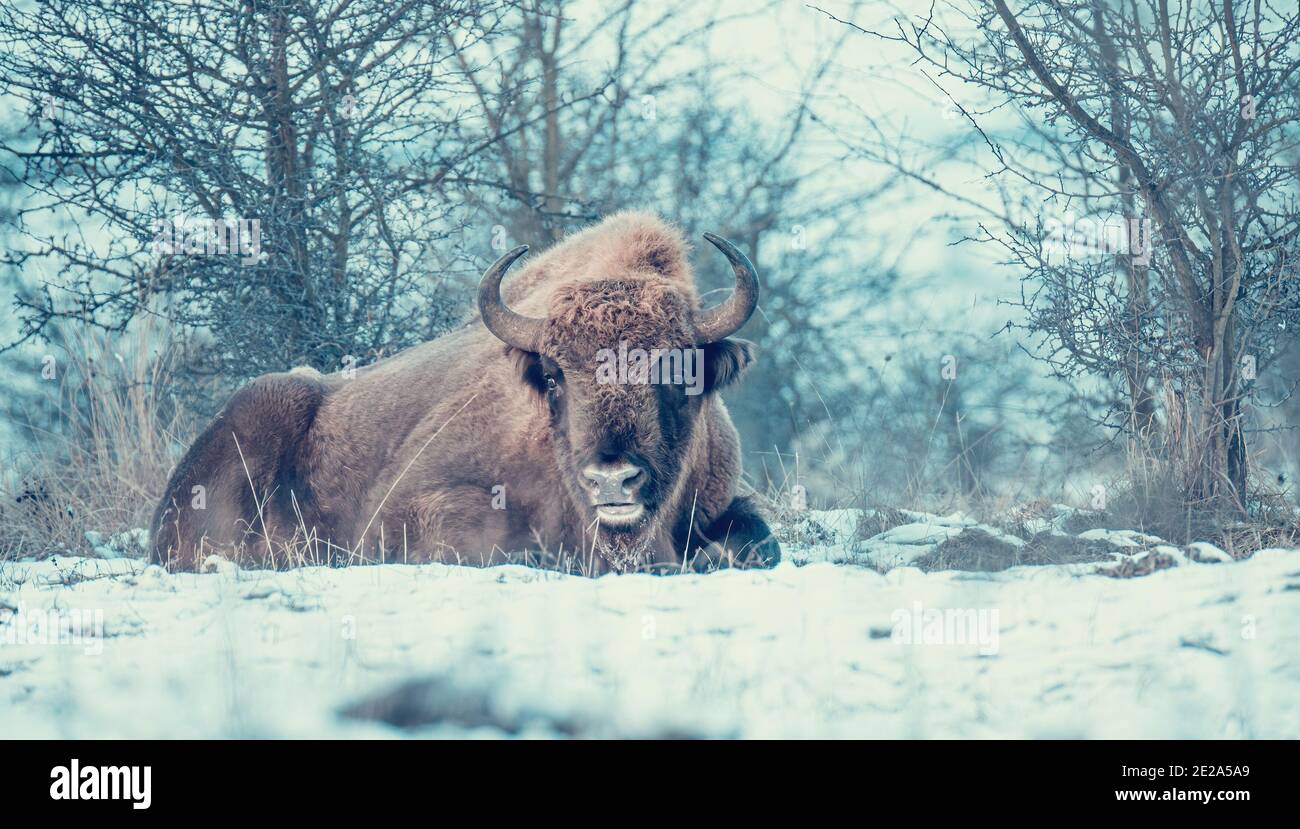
{"left": 621, "top": 467, "right": 644, "bottom": 491}
{"left": 582, "top": 464, "right": 645, "bottom": 501}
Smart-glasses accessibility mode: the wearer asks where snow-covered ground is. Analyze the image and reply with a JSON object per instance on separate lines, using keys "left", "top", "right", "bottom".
{"left": 2, "top": 509, "right": 1298, "bottom": 738}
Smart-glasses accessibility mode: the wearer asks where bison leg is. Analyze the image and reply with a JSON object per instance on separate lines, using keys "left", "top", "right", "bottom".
{"left": 149, "top": 372, "right": 326, "bottom": 571}
{"left": 395, "top": 485, "right": 521, "bottom": 566}
{"left": 691, "top": 494, "right": 781, "bottom": 570}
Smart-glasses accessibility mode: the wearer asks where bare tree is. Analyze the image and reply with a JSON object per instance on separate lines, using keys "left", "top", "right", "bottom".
{"left": 827, "top": 0, "right": 1300, "bottom": 508}
{"left": 0, "top": 0, "right": 509, "bottom": 385}
{"left": 448, "top": 0, "right": 764, "bottom": 244}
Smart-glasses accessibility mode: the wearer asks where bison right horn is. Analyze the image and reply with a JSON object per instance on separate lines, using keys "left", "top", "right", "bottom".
{"left": 478, "top": 245, "right": 545, "bottom": 352}
{"left": 696, "top": 233, "right": 760, "bottom": 343}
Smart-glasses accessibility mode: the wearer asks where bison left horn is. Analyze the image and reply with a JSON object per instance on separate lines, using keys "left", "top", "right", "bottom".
{"left": 696, "top": 233, "right": 760, "bottom": 343}
{"left": 478, "top": 245, "right": 545, "bottom": 352}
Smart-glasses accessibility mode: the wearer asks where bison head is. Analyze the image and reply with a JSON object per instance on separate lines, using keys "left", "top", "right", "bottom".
{"left": 477, "top": 233, "right": 758, "bottom": 550}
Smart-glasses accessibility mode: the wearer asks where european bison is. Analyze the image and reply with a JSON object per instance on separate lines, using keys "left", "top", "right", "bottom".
{"left": 150, "top": 212, "right": 779, "bottom": 573}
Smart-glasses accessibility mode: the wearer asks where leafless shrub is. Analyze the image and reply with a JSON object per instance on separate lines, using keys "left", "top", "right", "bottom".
{"left": 0, "top": 0, "right": 510, "bottom": 385}
{"left": 828, "top": 0, "right": 1300, "bottom": 509}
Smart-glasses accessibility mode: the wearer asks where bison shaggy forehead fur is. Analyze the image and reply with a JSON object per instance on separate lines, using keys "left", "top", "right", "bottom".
{"left": 542, "top": 278, "right": 696, "bottom": 361}
{"left": 501, "top": 211, "right": 700, "bottom": 313}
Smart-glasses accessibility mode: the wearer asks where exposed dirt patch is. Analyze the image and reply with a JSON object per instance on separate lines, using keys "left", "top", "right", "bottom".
{"left": 1100, "top": 550, "right": 1179, "bottom": 578}
{"left": 855, "top": 508, "right": 911, "bottom": 541}
{"left": 914, "top": 528, "right": 1123, "bottom": 573}
{"left": 1058, "top": 509, "right": 1114, "bottom": 536}
{"left": 1021, "top": 532, "right": 1132, "bottom": 566}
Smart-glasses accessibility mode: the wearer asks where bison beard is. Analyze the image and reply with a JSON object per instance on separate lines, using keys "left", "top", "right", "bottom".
{"left": 149, "top": 211, "right": 780, "bottom": 574}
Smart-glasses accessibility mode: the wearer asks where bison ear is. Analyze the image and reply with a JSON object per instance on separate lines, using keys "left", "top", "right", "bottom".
{"left": 702, "top": 338, "right": 755, "bottom": 393}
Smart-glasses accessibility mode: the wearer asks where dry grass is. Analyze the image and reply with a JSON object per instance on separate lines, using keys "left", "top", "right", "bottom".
{"left": 180, "top": 519, "right": 750, "bottom": 577}
{"left": 0, "top": 319, "right": 195, "bottom": 560}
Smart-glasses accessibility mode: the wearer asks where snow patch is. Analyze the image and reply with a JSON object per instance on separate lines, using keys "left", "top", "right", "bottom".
{"left": 82, "top": 529, "right": 149, "bottom": 560}
{"left": 2, "top": 540, "right": 1298, "bottom": 738}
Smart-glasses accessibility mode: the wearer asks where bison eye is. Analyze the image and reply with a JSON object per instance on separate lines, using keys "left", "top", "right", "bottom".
{"left": 545, "top": 375, "right": 558, "bottom": 392}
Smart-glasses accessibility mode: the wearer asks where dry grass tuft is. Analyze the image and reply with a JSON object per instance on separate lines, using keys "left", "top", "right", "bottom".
{"left": 0, "top": 319, "right": 196, "bottom": 560}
